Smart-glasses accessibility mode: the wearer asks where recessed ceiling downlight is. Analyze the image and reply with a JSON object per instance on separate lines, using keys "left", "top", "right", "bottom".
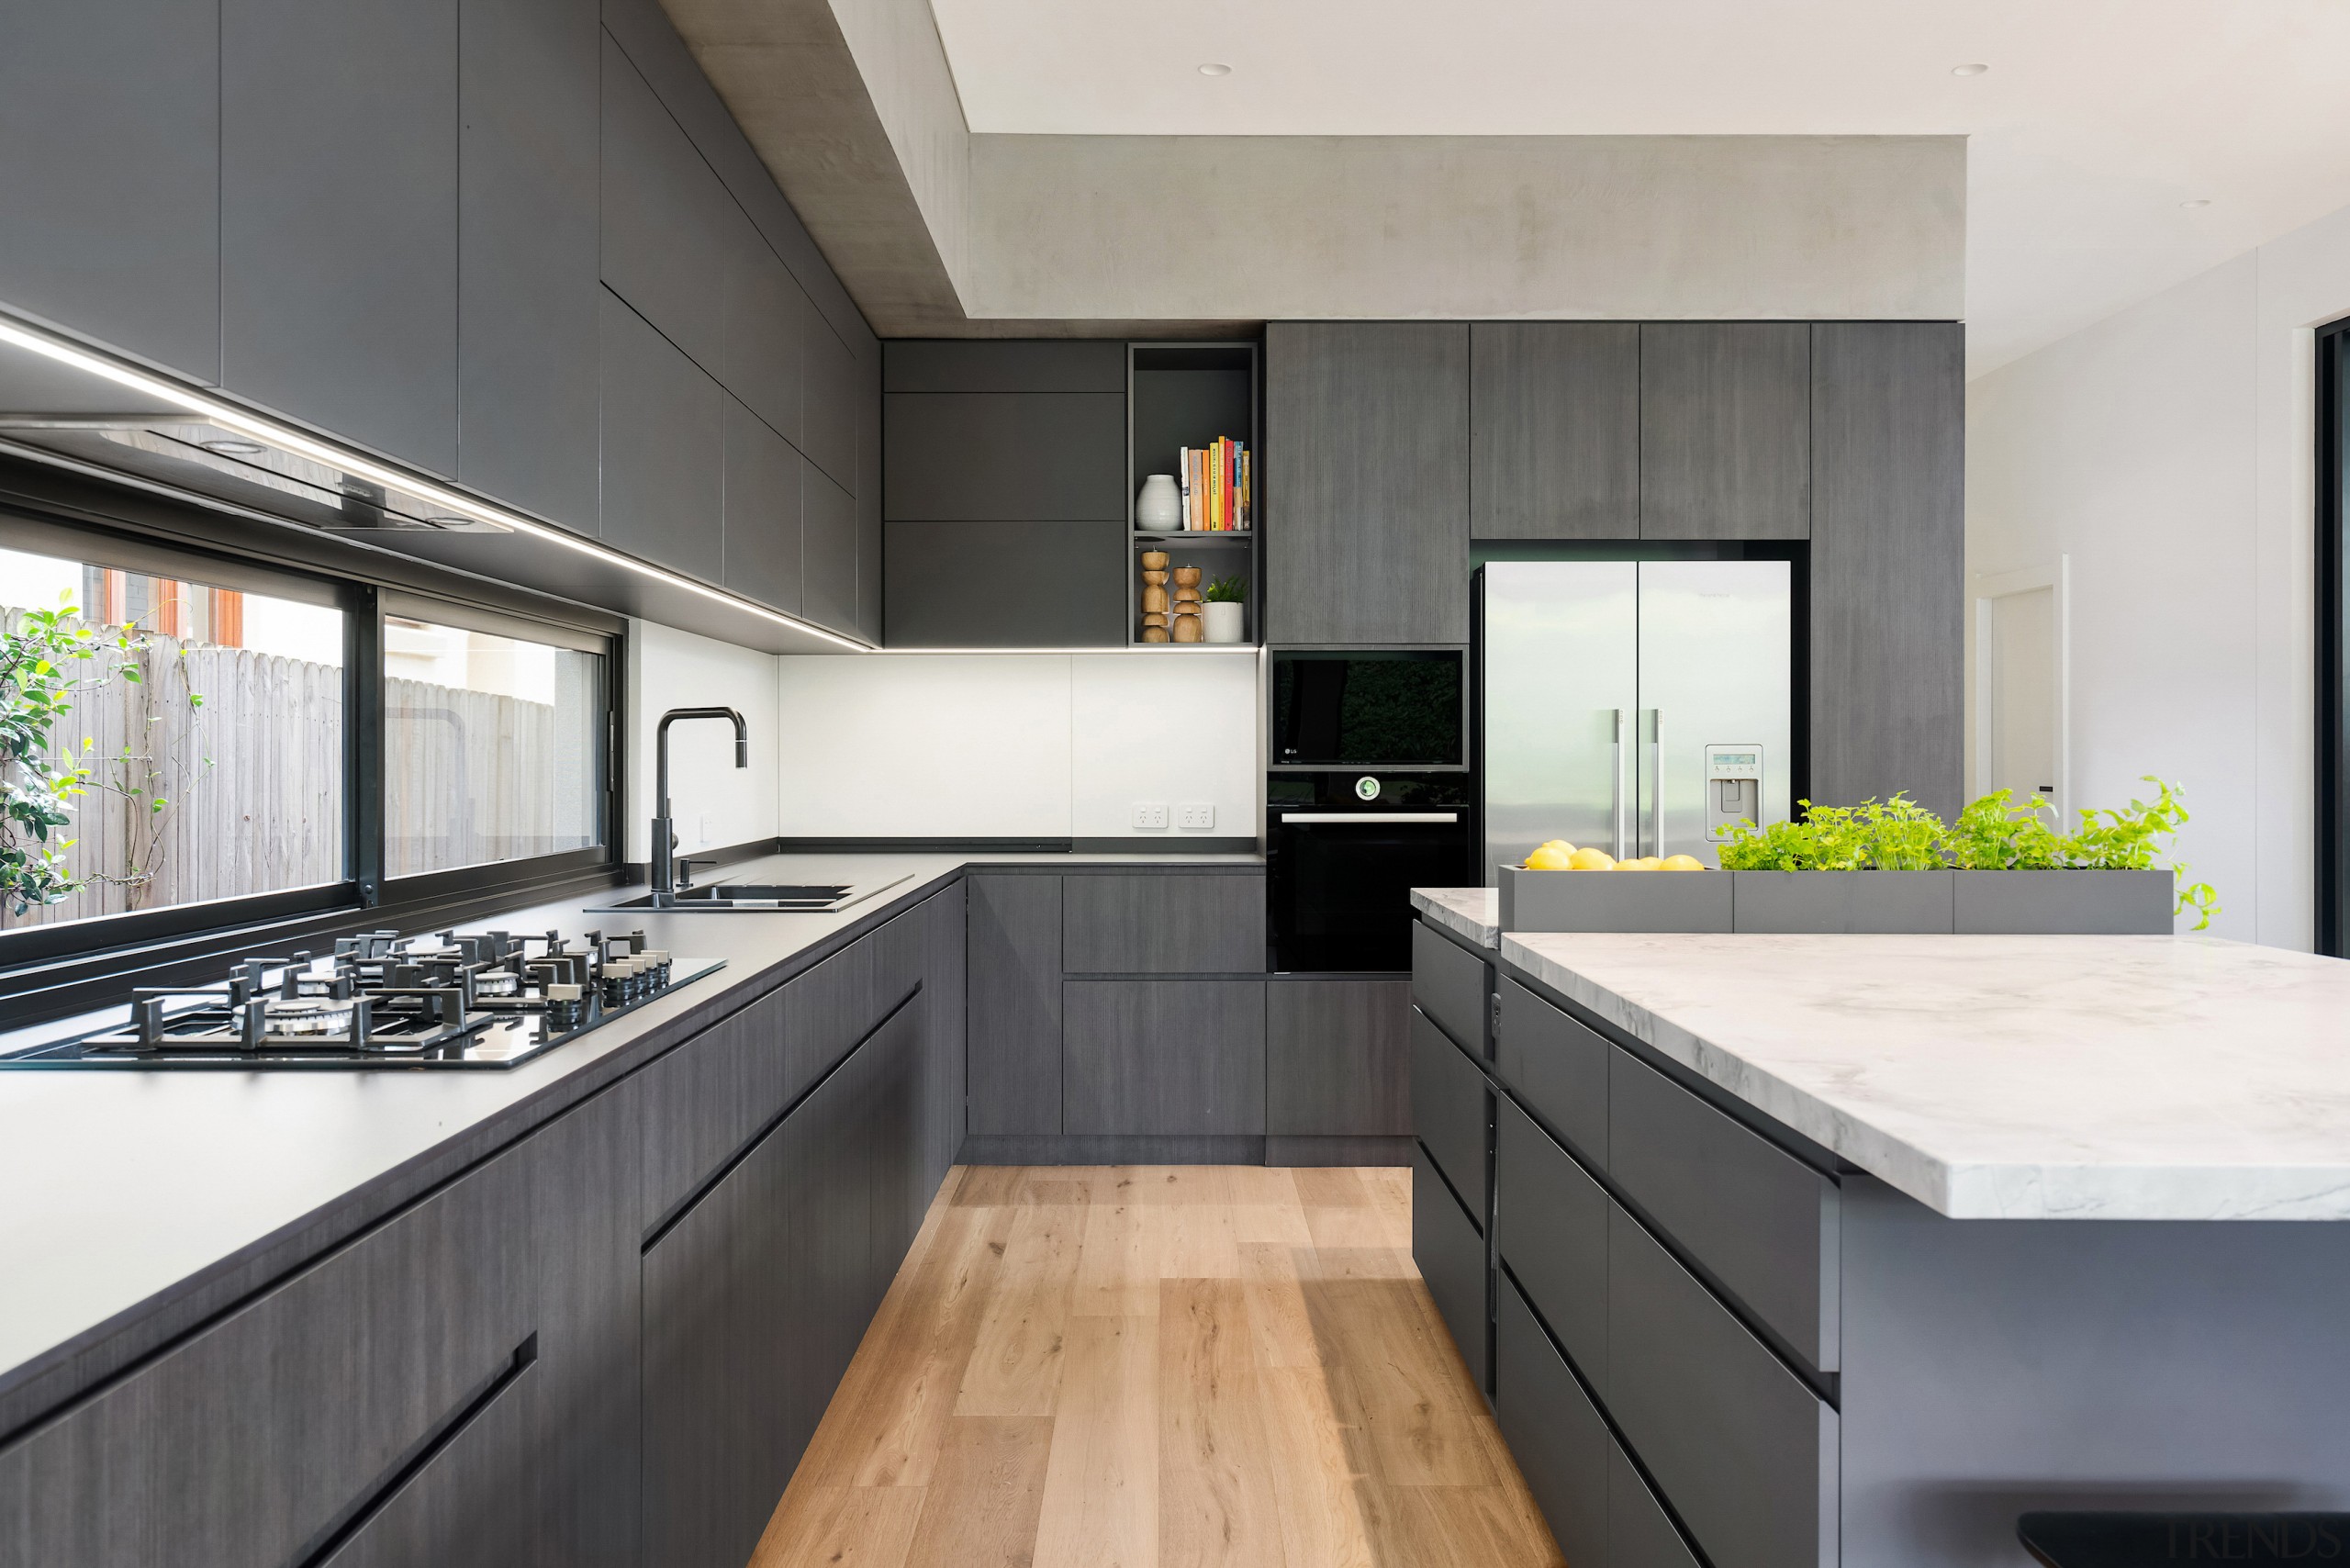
{"left": 1952, "top": 62, "right": 1989, "bottom": 76}
{"left": 1197, "top": 62, "right": 1232, "bottom": 76}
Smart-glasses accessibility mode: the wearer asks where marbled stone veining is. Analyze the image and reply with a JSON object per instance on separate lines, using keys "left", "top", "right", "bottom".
{"left": 1411, "top": 887, "right": 1499, "bottom": 949}
{"left": 1501, "top": 932, "right": 2350, "bottom": 1221}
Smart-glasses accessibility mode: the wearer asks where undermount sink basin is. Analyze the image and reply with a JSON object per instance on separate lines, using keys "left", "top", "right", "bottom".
{"left": 588, "top": 873, "right": 911, "bottom": 914}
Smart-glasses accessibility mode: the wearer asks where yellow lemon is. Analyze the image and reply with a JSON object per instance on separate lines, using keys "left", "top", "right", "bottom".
{"left": 1567, "top": 846, "right": 1617, "bottom": 871}
{"left": 1660, "top": 854, "right": 1706, "bottom": 871}
{"left": 1539, "top": 838, "right": 1574, "bottom": 853}
{"left": 1523, "top": 845, "right": 1576, "bottom": 870}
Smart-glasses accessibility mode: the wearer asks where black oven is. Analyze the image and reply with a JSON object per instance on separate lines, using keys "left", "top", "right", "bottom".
{"left": 1268, "top": 771, "right": 1472, "bottom": 972}
{"left": 1271, "top": 650, "right": 1465, "bottom": 767}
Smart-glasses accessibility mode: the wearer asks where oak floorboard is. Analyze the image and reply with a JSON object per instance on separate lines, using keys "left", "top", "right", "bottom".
{"left": 955, "top": 1198, "right": 1088, "bottom": 1417}
{"left": 901, "top": 1416, "right": 1056, "bottom": 1568}
{"left": 1033, "top": 1315, "right": 1160, "bottom": 1568}
{"left": 1160, "top": 1276, "right": 1289, "bottom": 1568}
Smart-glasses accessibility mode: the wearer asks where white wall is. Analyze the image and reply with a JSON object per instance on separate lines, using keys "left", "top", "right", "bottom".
{"left": 774, "top": 651, "right": 1261, "bottom": 842}
{"left": 625, "top": 619, "right": 782, "bottom": 862}
{"left": 1967, "top": 200, "right": 2350, "bottom": 947}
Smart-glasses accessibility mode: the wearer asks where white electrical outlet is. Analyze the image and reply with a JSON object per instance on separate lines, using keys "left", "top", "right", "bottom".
{"left": 1131, "top": 801, "right": 1169, "bottom": 830}
{"left": 1177, "top": 802, "right": 1215, "bottom": 830}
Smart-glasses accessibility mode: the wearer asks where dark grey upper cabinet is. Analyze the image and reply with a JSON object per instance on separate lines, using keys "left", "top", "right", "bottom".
{"left": 883, "top": 393, "right": 1127, "bottom": 521}
{"left": 458, "top": 0, "right": 601, "bottom": 530}
{"left": 1810, "top": 321, "right": 1965, "bottom": 819}
{"left": 0, "top": 3, "right": 220, "bottom": 381}
{"left": 1266, "top": 321, "right": 1471, "bottom": 644}
{"left": 1470, "top": 323, "right": 1640, "bottom": 540}
{"left": 600, "top": 288, "right": 723, "bottom": 578}
{"left": 804, "top": 320, "right": 860, "bottom": 491}
{"left": 856, "top": 347, "right": 884, "bottom": 643}
{"left": 967, "top": 874, "right": 1063, "bottom": 1137}
{"left": 800, "top": 463, "right": 860, "bottom": 636}
{"left": 885, "top": 520, "right": 1125, "bottom": 647}
{"left": 221, "top": 0, "right": 458, "bottom": 474}
{"left": 599, "top": 31, "right": 734, "bottom": 378}
{"left": 723, "top": 396, "right": 804, "bottom": 615}
{"left": 883, "top": 340, "right": 1125, "bottom": 393}
{"left": 721, "top": 235, "right": 808, "bottom": 453}
{"left": 1639, "top": 323, "right": 1810, "bottom": 540}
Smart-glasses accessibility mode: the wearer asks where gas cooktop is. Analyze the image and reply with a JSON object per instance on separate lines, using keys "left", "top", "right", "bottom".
{"left": 0, "top": 926, "right": 722, "bottom": 1070}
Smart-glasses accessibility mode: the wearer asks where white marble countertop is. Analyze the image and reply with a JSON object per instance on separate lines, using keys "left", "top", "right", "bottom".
{"left": 1412, "top": 887, "right": 1499, "bottom": 948}
{"left": 1501, "top": 932, "right": 2350, "bottom": 1221}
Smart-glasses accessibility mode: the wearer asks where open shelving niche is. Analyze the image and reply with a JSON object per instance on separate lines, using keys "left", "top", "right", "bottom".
{"left": 1125, "top": 341, "right": 1261, "bottom": 646}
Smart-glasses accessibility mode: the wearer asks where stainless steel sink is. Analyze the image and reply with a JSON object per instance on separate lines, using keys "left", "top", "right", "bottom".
{"left": 589, "top": 872, "right": 911, "bottom": 914}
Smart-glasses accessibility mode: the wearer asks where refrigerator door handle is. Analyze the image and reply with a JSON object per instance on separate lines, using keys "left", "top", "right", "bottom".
{"left": 1646, "top": 707, "right": 1663, "bottom": 858}
{"left": 1611, "top": 708, "right": 1628, "bottom": 860}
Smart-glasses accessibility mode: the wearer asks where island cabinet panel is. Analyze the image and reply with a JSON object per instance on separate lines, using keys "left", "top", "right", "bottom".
{"left": 1495, "top": 1275, "right": 1609, "bottom": 1568}
{"left": 1266, "top": 321, "right": 1472, "bottom": 644}
{"left": 1606, "top": 1204, "right": 1837, "bottom": 1568}
{"left": 1638, "top": 322, "right": 1810, "bottom": 541}
{"left": 967, "top": 874, "right": 1065, "bottom": 1135}
{"left": 1494, "top": 977, "right": 1609, "bottom": 1169}
{"left": 1412, "top": 921, "right": 1491, "bottom": 1058}
{"left": 1609, "top": 1050, "right": 1840, "bottom": 1374}
{"left": 1266, "top": 978, "right": 1412, "bottom": 1138}
{"left": 1611, "top": 1446, "right": 1705, "bottom": 1568}
{"left": 0, "top": 1153, "right": 532, "bottom": 1568}
{"left": 0, "top": 2, "right": 221, "bottom": 381}
{"left": 1494, "top": 1094, "right": 1608, "bottom": 1392}
{"left": 221, "top": 0, "right": 459, "bottom": 475}
{"left": 1414, "top": 1144, "right": 1489, "bottom": 1394}
{"left": 1471, "top": 321, "right": 1641, "bottom": 540}
{"left": 1060, "top": 872, "right": 1266, "bottom": 974}
{"left": 455, "top": 0, "right": 601, "bottom": 530}
{"left": 1411, "top": 1007, "right": 1490, "bottom": 1218}
{"left": 1061, "top": 980, "right": 1267, "bottom": 1136}
{"left": 637, "top": 981, "right": 790, "bottom": 1233}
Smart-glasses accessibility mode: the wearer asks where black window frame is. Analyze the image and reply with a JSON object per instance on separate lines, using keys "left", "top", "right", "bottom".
{"left": 2321, "top": 319, "right": 2350, "bottom": 956}
{"left": 0, "top": 500, "right": 627, "bottom": 1018}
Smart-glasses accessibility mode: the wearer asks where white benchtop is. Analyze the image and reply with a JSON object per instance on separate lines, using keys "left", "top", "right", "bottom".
{"left": 1500, "top": 931, "right": 2350, "bottom": 1222}
{"left": 1411, "top": 887, "right": 1500, "bottom": 948}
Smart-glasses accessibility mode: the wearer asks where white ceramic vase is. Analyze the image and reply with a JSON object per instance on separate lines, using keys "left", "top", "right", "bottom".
{"left": 1203, "top": 600, "right": 1245, "bottom": 644}
{"left": 1136, "top": 474, "right": 1181, "bottom": 529}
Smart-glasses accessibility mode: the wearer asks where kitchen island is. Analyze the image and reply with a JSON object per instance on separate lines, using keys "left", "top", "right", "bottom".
{"left": 1409, "top": 903, "right": 2350, "bottom": 1568}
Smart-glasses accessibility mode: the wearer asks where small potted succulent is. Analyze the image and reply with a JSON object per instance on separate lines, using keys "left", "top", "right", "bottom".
{"left": 1202, "top": 576, "right": 1248, "bottom": 644}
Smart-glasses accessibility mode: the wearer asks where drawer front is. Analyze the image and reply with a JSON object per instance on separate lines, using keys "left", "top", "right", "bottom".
{"left": 1061, "top": 873, "right": 1266, "bottom": 974}
{"left": 1494, "top": 976, "right": 1609, "bottom": 1168}
{"left": 639, "top": 985, "right": 790, "bottom": 1230}
{"left": 1606, "top": 1204, "right": 1837, "bottom": 1568}
{"left": 0, "top": 1158, "right": 532, "bottom": 1568}
{"left": 1610, "top": 1445, "right": 1704, "bottom": 1568}
{"left": 1610, "top": 1050, "right": 1839, "bottom": 1372}
{"left": 316, "top": 1342, "right": 537, "bottom": 1568}
{"left": 1412, "top": 919, "right": 1489, "bottom": 1055}
{"left": 1410, "top": 1007, "right": 1489, "bottom": 1217}
{"left": 1062, "top": 979, "right": 1267, "bottom": 1136}
{"left": 1494, "top": 1094, "right": 1607, "bottom": 1390}
{"left": 785, "top": 915, "right": 925, "bottom": 1099}
{"left": 1413, "top": 1145, "right": 1488, "bottom": 1392}
{"left": 1495, "top": 1274, "right": 1607, "bottom": 1568}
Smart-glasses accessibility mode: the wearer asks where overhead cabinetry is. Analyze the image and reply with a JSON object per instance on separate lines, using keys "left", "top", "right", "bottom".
{"left": 0, "top": 0, "right": 883, "bottom": 648}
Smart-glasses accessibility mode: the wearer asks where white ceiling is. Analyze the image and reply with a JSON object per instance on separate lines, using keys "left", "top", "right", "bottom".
{"left": 927, "top": 0, "right": 2350, "bottom": 372}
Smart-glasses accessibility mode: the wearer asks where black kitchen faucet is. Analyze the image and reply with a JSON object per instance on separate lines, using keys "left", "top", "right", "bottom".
{"left": 650, "top": 707, "right": 749, "bottom": 905}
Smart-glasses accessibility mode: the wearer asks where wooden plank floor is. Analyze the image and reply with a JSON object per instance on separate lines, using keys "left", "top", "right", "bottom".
{"left": 750, "top": 1165, "right": 1564, "bottom": 1568}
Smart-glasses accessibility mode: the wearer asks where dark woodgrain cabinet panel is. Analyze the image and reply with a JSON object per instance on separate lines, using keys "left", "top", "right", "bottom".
{"left": 636, "top": 982, "right": 789, "bottom": 1233}
{"left": 1062, "top": 980, "right": 1267, "bottom": 1137}
{"left": 883, "top": 393, "right": 1127, "bottom": 521}
{"left": 456, "top": 0, "right": 600, "bottom": 530}
{"left": 1471, "top": 322, "right": 1640, "bottom": 539}
{"left": 1265, "top": 321, "right": 1470, "bottom": 643}
{"left": 1061, "top": 873, "right": 1266, "bottom": 974}
{"left": 0, "top": 1155, "right": 531, "bottom": 1568}
{"left": 1411, "top": 1007, "right": 1490, "bottom": 1218}
{"left": 0, "top": 1, "right": 220, "bottom": 380}
{"left": 723, "top": 394, "right": 805, "bottom": 614}
{"left": 1414, "top": 1144, "right": 1489, "bottom": 1394}
{"left": 222, "top": 0, "right": 458, "bottom": 474}
{"left": 1495, "top": 1274, "right": 1608, "bottom": 1568}
{"left": 782, "top": 907, "right": 925, "bottom": 1103}
{"left": 1494, "top": 1094, "right": 1608, "bottom": 1390}
{"left": 922, "top": 885, "right": 968, "bottom": 1177}
{"left": 885, "top": 520, "right": 1128, "bottom": 648}
{"left": 967, "top": 875, "right": 1064, "bottom": 1135}
{"left": 1266, "top": 979, "right": 1411, "bottom": 1137}
{"left": 312, "top": 1346, "right": 536, "bottom": 1568}
{"left": 1494, "top": 977, "right": 1608, "bottom": 1168}
{"left": 1638, "top": 323, "right": 1810, "bottom": 540}
{"left": 1810, "top": 319, "right": 1966, "bottom": 819}
{"left": 600, "top": 287, "right": 723, "bottom": 573}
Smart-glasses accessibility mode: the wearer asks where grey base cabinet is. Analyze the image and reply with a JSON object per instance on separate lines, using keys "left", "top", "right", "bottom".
{"left": 1267, "top": 979, "right": 1410, "bottom": 1139}
{"left": 1063, "top": 980, "right": 1266, "bottom": 1137}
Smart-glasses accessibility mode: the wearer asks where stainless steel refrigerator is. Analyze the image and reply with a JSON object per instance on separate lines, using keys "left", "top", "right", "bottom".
{"left": 1478, "top": 560, "right": 1793, "bottom": 881}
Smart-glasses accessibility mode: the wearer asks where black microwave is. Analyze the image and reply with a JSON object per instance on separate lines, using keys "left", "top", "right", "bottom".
{"left": 1270, "top": 650, "right": 1465, "bottom": 767}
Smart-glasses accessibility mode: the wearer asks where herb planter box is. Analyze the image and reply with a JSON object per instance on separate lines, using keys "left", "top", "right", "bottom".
{"left": 1952, "top": 868, "right": 2173, "bottom": 935}
{"left": 1497, "top": 865, "right": 1732, "bottom": 934}
{"left": 1730, "top": 870, "right": 1954, "bottom": 934}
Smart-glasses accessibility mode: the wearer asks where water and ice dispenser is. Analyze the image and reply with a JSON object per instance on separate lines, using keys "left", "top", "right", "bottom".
{"left": 1704, "top": 744, "right": 1764, "bottom": 841}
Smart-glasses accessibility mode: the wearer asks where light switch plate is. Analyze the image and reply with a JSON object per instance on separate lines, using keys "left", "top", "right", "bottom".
{"left": 1131, "top": 801, "right": 1169, "bottom": 829}
{"left": 1177, "top": 802, "right": 1215, "bottom": 830}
